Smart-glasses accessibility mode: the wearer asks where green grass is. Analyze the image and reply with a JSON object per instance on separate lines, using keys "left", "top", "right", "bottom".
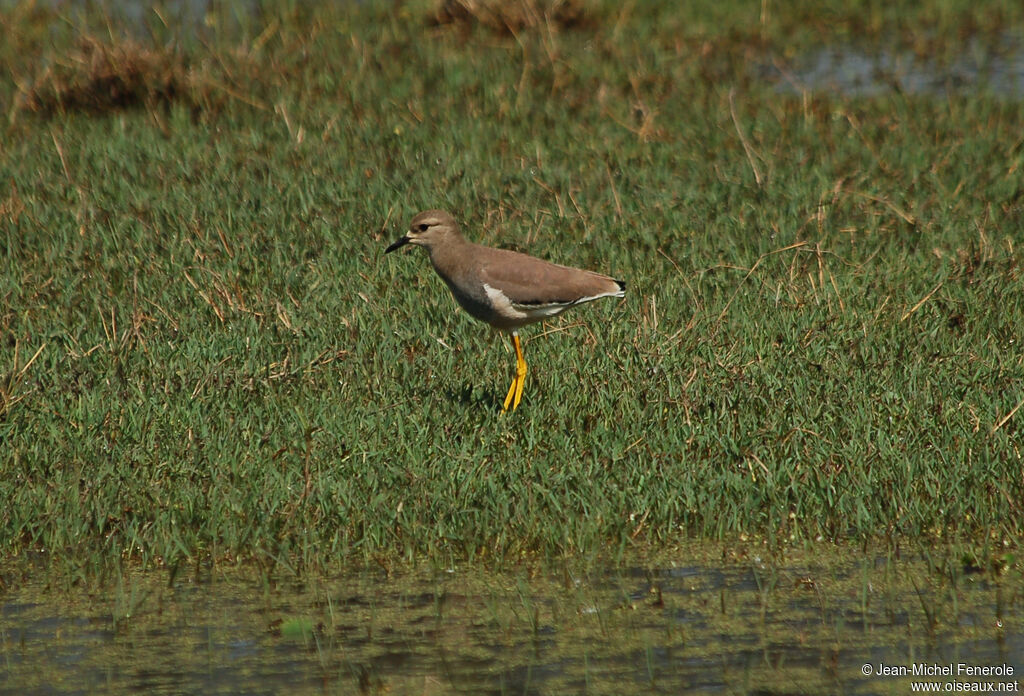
{"left": 0, "top": 0, "right": 1022, "bottom": 578}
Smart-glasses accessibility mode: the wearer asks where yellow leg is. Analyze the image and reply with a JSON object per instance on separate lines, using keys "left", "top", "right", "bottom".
{"left": 501, "top": 332, "right": 528, "bottom": 412}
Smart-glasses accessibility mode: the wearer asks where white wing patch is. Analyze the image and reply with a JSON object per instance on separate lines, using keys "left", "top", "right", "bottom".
{"left": 572, "top": 288, "right": 626, "bottom": 304}
{"left": 482, "top": 282, "right": 623, "bottom": 326}
{"left": 482, "top": 283, "right": 530, "bottom": 321}
{"left": 482, "top": 283, "right": 572, "bottom": 322}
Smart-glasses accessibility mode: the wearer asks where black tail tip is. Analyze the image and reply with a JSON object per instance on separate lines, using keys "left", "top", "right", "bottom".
{"left": 615, "top": 279, "right": 626, "bottom": 293}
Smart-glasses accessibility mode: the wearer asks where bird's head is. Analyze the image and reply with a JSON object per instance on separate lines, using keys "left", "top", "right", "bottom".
{"left": 385, "top": 210, "right": 460, "bottom": 254}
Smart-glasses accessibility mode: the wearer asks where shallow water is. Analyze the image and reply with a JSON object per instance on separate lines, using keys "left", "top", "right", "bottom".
{"left": 2, "top": 552, "right": 1021, "bottom": 695}
{"left": 766, "top": 35, "right": 1024, "bottom": 97}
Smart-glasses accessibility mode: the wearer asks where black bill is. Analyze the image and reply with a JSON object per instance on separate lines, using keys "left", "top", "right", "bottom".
{"left": 385, "top": 236, "right": 410, "bottom": 253}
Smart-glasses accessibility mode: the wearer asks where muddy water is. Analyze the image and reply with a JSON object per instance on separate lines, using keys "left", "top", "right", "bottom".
{"left": 2, "top": 552, "right": 1022, "bottom": 694}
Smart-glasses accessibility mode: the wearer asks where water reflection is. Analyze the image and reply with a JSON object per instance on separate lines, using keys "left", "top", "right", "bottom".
{"left": 2, "top": 555, "right": 1021, "bottom": 694}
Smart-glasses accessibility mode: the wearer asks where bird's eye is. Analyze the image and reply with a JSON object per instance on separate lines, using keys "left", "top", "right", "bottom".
{"left": 418, "top": 223, "right": 429, "bottom": 232}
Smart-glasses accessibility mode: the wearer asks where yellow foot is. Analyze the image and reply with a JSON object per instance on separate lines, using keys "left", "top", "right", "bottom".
{"left": 501, "top": 369, "right": 527, "bottom": 412}
{"left": 502, "top": 374, "right": 521, "bottom": 412}
{"left": 501, "top": 333, "right": 528, "bottom": 413}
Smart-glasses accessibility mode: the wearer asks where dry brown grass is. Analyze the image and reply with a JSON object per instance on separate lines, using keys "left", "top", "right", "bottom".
{"left": 18, "top": 35, "right": 208, "bottom": 117}
{"left": 430, "top": 0, "right": 590, "bottom": 34}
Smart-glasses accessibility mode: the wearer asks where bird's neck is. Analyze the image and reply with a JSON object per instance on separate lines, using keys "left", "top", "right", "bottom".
{"left": 427, "top": 233, "right": 471, "bottom": 275}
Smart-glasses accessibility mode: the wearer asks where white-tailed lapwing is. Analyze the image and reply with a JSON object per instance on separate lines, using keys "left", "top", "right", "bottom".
{"left": 385, "top": 210, "right": 625, "bottom": 411}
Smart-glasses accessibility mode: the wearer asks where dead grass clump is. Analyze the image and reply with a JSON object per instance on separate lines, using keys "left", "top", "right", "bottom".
{"left": 19, "top": 35, "right": 206, "bottom": 117}
{"left": 430, "top": 0, "right": 590, "bottom": 35}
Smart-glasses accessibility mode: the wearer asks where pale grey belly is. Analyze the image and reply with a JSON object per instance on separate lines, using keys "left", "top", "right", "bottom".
{"left": 442, "top": 278, "right": 542, "bottom": 331}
